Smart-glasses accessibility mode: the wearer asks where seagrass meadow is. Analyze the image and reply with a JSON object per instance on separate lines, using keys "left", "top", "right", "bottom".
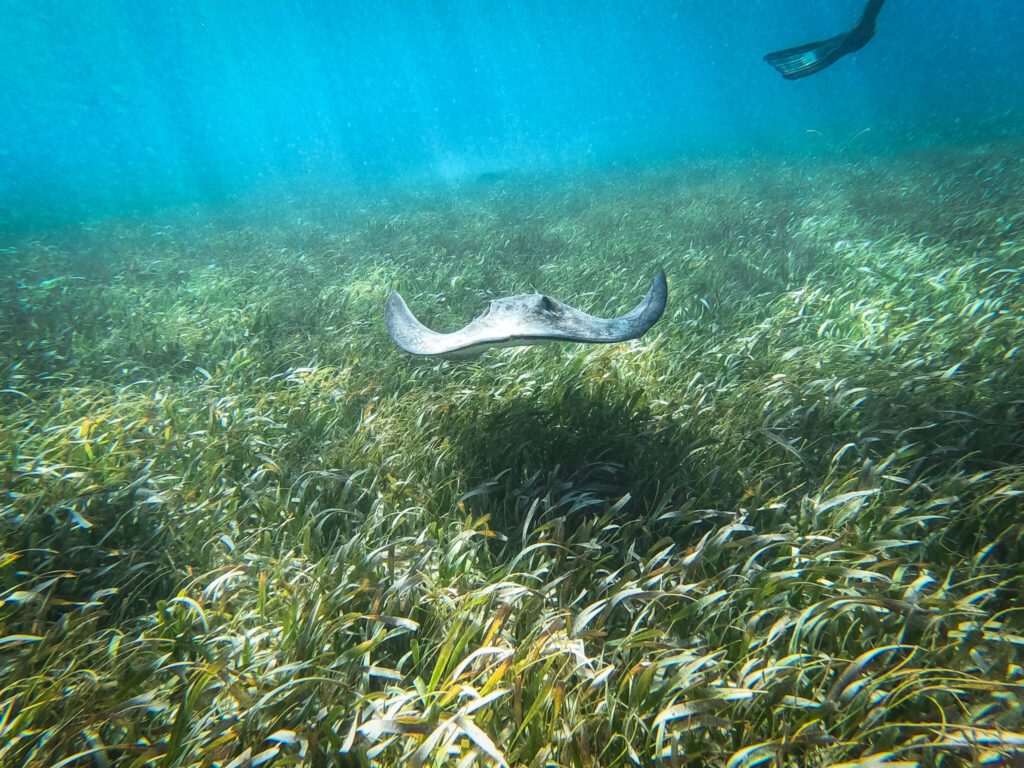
{"left": 2, "top": 144, "right": 1024, "bottom": 768}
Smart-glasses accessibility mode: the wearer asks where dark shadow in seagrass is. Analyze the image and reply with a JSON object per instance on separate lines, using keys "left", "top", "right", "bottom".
{"left": 1, "top": 487, "right": 180, "bottom": 631}
{"left": 448, "top": 386, "right": 743, "bottom": 559}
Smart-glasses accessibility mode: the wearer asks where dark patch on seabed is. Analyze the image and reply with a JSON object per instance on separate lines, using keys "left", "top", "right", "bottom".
{"left": 448, "top": 385, "right": 729, "bottom": 547}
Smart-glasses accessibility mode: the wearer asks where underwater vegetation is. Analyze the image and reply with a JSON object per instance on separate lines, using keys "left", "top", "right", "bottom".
{"left": 1, "top": 145, "right": 1023, "bottom": 767}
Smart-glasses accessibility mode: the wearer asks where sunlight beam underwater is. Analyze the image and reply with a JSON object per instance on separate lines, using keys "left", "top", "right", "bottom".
{"left": 385, "top": 269, "right": 668, "bottom": 358}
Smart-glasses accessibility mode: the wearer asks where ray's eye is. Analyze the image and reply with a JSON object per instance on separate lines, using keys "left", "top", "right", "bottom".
{"left": 540, "top": 296, "right": 556, "bottom": 312}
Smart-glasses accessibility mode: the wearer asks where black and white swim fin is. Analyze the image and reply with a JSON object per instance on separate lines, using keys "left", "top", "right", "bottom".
{"left": 765, "top": 0, "right": 885, "bottom": 80}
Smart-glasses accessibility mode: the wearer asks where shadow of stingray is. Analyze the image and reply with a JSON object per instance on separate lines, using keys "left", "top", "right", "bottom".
{"left": 448, "top": 386, "right": 743, "bottom": 559}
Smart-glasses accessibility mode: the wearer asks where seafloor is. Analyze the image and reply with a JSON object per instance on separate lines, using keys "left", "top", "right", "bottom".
{"left": 2, "top": 144, "right": 1023, "bottom": 767}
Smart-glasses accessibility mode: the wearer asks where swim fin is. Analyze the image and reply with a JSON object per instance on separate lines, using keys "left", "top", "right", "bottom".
{"left": 764, "top": 0, "right": 885, "bottom": 80}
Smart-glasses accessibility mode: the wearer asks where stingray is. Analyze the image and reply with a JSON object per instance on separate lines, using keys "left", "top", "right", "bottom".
{"left": 385, "top": 269, "right": 667, "bottom": 358}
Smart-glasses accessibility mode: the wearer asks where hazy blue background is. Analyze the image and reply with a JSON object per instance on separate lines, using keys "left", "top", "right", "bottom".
{"left": 2, "top": 1, "right": 1022, "bottom": 226}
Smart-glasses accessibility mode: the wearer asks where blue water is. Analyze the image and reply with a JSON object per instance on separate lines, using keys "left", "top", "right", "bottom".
{"left": 2, "top": 1, "right": 1022, "bottom": 226}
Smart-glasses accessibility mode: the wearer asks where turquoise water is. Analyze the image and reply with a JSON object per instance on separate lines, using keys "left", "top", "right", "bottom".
{"left": 3, "top": 1, "right": 1022, "bottom": 228}
{"left": 4, "top": 5, "right": 1024, "bottom": 765}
